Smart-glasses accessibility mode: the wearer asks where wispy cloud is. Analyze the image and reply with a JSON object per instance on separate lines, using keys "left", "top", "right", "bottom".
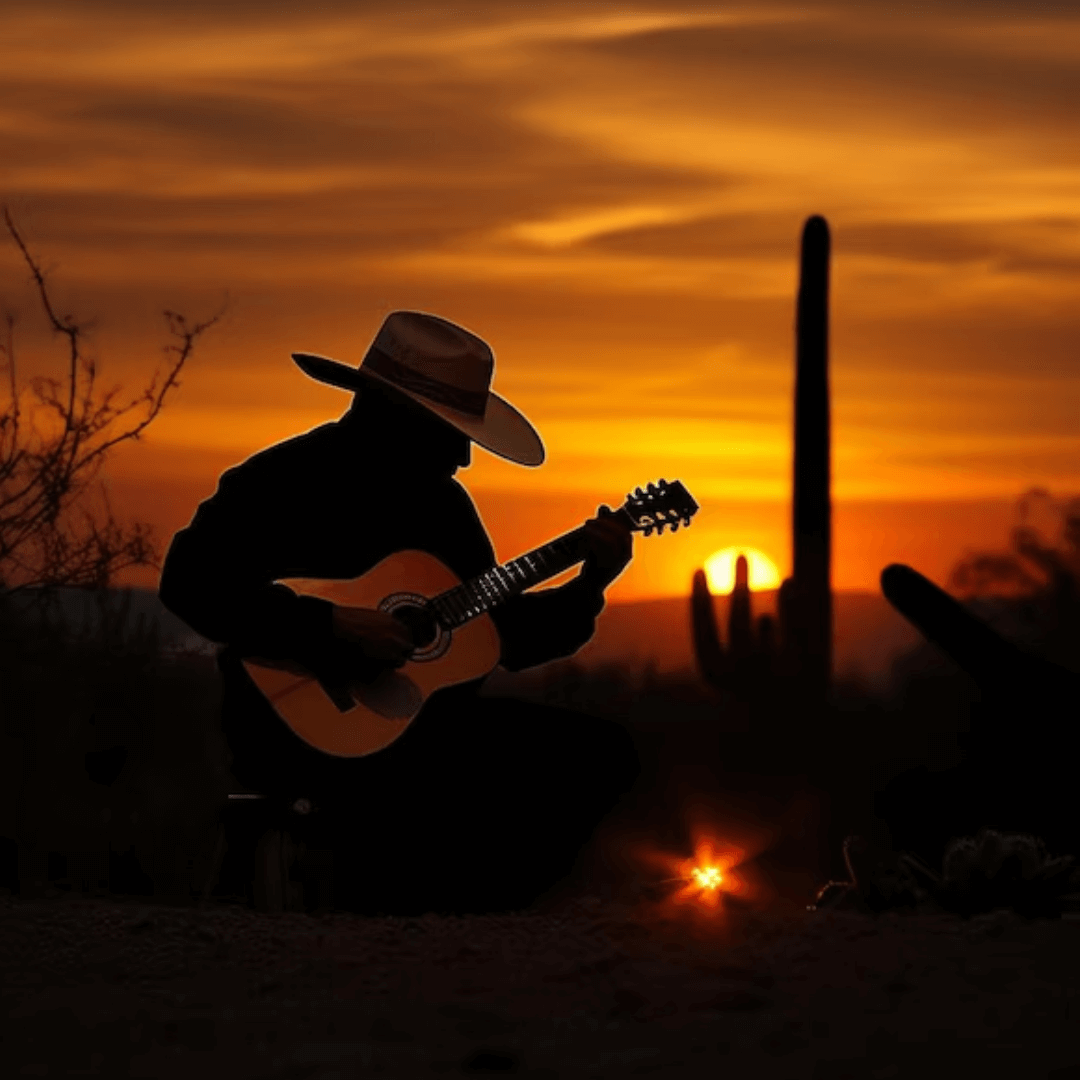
{"left": 3, "top": 0, "right": 1080, "bottom": 588}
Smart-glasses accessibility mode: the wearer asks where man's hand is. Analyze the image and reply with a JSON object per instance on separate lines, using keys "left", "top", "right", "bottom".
{"left": 580, "top": 504, "right": 633, "bottom": 589}
{"left": 331, "top": 605, "right": 415, "bottom": 667}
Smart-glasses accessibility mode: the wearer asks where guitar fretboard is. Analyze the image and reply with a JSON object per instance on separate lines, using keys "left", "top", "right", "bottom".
{"left": 428, "top": 524, "right": 597, "bottom": 630}
{"left": 418, "top": 481, "right": 696, "bottom": 631}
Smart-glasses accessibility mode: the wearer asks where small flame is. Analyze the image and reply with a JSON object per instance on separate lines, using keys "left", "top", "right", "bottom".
{"left": 668, "top": 843, "right": 742, "bottom": 908}
{"left": 690, "top": 865, "right": 723, "bottom": 890}
{"left": 629, "top": 824, "right": 761, "bottom": 912}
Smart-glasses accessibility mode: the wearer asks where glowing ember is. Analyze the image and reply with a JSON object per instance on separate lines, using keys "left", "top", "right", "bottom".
{"left": 691, "top": 865, "right": 723, "bottom": 890}
{"left": 635, "top": 831, "right": 755, "bottom": 910}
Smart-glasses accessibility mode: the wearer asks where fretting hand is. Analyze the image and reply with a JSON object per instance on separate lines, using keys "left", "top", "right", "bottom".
{"left": 580, "top": 504, "right": 634, "bottom": 589}
{"left": 331, "top": 605, "right": 415, "bottom": 667}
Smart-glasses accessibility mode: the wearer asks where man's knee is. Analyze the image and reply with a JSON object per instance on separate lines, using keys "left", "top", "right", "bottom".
{"left": 508, "top": 700, "right": 639, "bottom": 791}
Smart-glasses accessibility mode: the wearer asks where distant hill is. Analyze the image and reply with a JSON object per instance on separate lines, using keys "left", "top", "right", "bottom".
{"left": 14, "top": 585, "right": 923, "bottom": 690}
{"left": 572, "top": 589, "right": 922, "bottom": 692}
{"left": 3, "top": 587, "right": 215, "bottom": 655}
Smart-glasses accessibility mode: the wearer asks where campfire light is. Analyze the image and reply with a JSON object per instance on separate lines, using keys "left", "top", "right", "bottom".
{"left": 691, "top": 865, "right": 723, "bottom": 890}
{"left": 665, "top": 841, "right": 746, "bottom": 908}
{"left": 630, "top": 823, "right": 761, "bottom": 911}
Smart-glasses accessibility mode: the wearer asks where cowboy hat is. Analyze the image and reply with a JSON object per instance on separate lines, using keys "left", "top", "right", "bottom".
{"left": 292, "top": 311, "right": 544, "bottom": 466}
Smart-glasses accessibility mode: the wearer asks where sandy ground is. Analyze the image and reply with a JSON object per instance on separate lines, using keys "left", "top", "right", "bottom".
{"left": 2, "top": 890, "right": 1079, "bottom": 1079}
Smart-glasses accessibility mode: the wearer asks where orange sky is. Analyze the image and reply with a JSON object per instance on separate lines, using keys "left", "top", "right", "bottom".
{"left": 2, "top": 1, "right": 1078, "bottom": 599}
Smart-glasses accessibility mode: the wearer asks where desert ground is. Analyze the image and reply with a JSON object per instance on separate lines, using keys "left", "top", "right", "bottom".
{"left": 3, "top": 885, "right": 1080, "bottom": 1080}
{"left": 5, "top": 591, "right": 1078, "bottom": 1078}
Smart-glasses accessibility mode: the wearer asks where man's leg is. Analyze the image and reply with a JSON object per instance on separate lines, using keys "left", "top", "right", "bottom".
{"left": 325, "top": 687, "right": 640, "bottom": 913}
{"left": 216, "top": 660, "right": 638, "bottom": 913}
{"left": 215, "top": 653, "right": 367, "bottom": 910}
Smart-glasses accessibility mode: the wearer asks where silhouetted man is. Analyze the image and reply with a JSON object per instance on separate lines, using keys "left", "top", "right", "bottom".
{"left": 159, "top": 311, "right": 638, "bottom": 913}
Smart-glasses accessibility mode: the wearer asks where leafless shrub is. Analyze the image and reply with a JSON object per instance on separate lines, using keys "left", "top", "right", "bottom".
{"left": 952, "top": 489, "right": 1080, "bottom": 600}
{"left": 949, "top": 488, "right": 1080, "bottom": 670}
{"left": 0, "top": 208, "right": 221, "bottom": 603}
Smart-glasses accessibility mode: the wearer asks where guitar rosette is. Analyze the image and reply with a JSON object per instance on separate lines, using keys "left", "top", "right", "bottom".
{"left": 378, "top": 592, "right": 452, "bottom": 661}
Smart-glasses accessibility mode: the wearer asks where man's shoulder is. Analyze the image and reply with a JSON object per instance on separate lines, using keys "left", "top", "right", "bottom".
{"left": 224, "top": 421, "right": 346, "bottom": 481}
{"left": 414, "top": 475, "right": 482, "bottom": 515}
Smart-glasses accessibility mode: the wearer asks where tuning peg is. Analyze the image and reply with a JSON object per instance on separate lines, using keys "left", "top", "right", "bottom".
{"left": 658, "top": 478, "right": 667, "bottom": 488}
{"left": 671, "top": 520, "right": 679, "bottom": 532}
{"left": 634, "top": 486, "right": 644, "bottom": 498}
{"left": 647, "top": 482, "right": 657, "bottom": 494}
{"left": 643, "top": 525, "right": 653, "bottom": 537}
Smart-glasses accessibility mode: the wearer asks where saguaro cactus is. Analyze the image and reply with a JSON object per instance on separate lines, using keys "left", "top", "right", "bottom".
{"left": 691, "top": 215, "right": 833, "bottom": 703}
{"left": 789, "top": 214, "right": 833, "bottom": 699}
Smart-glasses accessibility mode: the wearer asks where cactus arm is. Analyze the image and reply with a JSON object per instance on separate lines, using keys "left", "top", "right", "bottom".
{"left": 691, "top": 569, "right": 726, "bottom": 687}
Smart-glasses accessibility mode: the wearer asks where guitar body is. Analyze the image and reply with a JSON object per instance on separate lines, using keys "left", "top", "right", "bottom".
{"left": 242, "top": 550, "right": 501, "bottom": 758}
{"left": 240, "top": 479, "right": 699, "bottom": 761}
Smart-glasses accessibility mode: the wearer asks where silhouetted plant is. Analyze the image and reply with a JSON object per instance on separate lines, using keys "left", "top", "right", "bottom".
{"left": 691, "top": 557, "right": 776, "bottom": 698}
{"left": 2, "top": 632, "right": 229, "bottom": 901}
{"left": 0, "top": 211, "right": 222, "bottom": 900}
{"left": 692, "top": 216, "right": 833, "bottom": 704}
{"left": 882, "top": 560, "right": 1079, "bottom": 715}
{"left": 690, "top": 569, "right": 724, "bottom": 684}
{"left": 925, "top": 830, "right": 1078, "bottom": 918}
{"left": 0, "top": 209, "right": 221, "bottom": 599}
{"left": 812, "top": 830, "right": 1080, "bottom": 918}
{"left": 953, "top": 489, "right": 1080, "bottom": 596}
{"left": 790, "top": 214, "right": 833, "bottom": 698}
{"left": 950, "top": 488, "right": 1080, "bottom": 670}
{"left": 876, "top": 560, "right": 1080, "bottom": 866}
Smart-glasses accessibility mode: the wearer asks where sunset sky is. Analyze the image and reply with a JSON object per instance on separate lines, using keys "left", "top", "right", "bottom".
{"left": 2, "top": 0, "right": 1078, "bottom": 599}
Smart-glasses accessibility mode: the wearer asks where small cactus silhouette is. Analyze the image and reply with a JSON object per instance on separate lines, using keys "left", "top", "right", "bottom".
{"left": 811, "top": 830, "right": 1080, "bottom": 918}
{"left": 691, "top": 568, "right": 725, "bottom": 684}
{"left": 728, "top": 554, "right": 752, "bottom": 661}
{"left": 691, "top": 555, "right": 776, "bottom": 696}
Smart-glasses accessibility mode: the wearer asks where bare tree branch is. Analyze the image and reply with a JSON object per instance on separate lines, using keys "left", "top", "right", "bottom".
{"left": 0, "top": 209, "right": 223, "bottom": 594}
{"left": 3, "top": 208, "right": 82, "bottom": 431}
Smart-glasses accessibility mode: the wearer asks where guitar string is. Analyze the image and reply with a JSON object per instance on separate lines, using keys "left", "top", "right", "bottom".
{"left": 431, "top": 527, "right": 590, "bottom": 630}
{"left": 424, "top": 492, "right": 692, "bottom": 631}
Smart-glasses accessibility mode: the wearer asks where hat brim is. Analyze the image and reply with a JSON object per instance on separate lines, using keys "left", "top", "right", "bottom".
{"left": 292, "top": 352, "right": 545, "bottom": 467}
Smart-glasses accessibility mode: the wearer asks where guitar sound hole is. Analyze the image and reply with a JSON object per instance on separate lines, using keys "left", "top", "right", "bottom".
{"left": 392, "top": 603, "right": 438, "bottom": 649}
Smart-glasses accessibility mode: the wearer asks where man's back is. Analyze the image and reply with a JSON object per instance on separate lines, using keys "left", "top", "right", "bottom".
{"left": 162, "top": 418, "right": 493, "bottom": 639}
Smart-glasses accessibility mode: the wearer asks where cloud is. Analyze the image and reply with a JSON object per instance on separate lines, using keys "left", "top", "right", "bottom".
{"left": 2, "top": 0, "right": 1079, "bottom": 532}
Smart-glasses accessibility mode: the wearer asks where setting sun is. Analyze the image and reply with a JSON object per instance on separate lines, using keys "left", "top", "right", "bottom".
{"left": 704, "top": 548, "right": 782, "bottom": 593}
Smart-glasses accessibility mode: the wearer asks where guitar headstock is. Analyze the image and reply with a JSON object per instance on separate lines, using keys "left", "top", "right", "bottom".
{"left": 619, "top": 479, "right": 700, "bottom": 536}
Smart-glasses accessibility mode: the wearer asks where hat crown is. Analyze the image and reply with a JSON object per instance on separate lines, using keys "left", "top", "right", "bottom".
{"left": 290, "top": 309, "right": 545, "bottom": 465}
{"left": 373, "top": 311, "right": 493, "bottom": 395}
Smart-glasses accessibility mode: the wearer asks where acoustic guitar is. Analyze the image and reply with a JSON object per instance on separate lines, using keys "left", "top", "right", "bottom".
{"left": 243, "top": 479, "right": 699, "bottom": 757}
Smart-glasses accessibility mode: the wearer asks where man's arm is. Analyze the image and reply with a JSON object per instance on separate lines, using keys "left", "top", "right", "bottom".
{"left": 578, "top": 504, "right": 635, "bottom": 592}
{"left": 159, "top": 457, "right": 412, "bottom": 677}
{"left": 492, "top": 505, "right": 633, "bottom": 672}
{"left": 159, "top": 464, "right": 328, "bottom": 661}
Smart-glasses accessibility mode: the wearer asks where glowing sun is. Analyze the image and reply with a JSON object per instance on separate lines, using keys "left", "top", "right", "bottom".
{"left": 704, "top": 547, "right": 781, "bottom": 593}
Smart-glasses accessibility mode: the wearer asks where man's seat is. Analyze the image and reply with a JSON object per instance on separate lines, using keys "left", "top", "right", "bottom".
{"left": 206, "top": 793, "right": 334, "bottom": 913}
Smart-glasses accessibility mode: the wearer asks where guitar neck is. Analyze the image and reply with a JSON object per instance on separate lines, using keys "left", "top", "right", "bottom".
{"left": 428, "top": 509, "right": 632, "bottom": 630}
